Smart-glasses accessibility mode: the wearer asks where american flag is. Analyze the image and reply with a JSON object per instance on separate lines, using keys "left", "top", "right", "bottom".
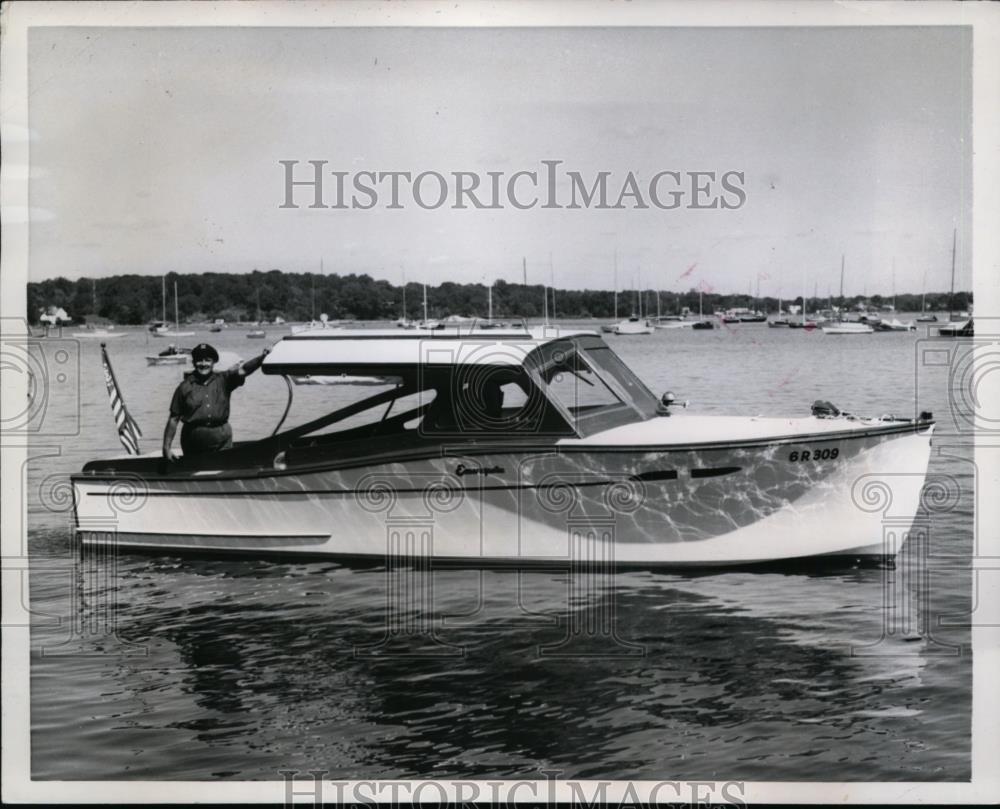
{"left": 100, "top": 343, "right": 142, "bottom": 454}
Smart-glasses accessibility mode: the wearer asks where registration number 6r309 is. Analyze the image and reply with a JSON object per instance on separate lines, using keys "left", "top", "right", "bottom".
{"left": 789, "top": 448, "right": 839, "bottom": 462}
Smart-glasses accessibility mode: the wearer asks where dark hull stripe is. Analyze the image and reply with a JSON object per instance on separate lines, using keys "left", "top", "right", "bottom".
{"left": 690, "top": 466, "right": 742, "bottom": 478}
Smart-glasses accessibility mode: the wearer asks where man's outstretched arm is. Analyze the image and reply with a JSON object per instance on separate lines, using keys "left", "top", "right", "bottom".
{"left": 237, "top": 348, "right": 270, "bottom": 378}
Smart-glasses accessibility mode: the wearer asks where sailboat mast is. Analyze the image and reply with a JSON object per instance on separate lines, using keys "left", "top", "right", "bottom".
{"left": 174, "top": 281, "right": 180, "bottom": 329}
{"left": 613, "top": 248, "right": 618, "bottom": 321}
{"left": 891, "top": 258, "right": 896, "bottom": 310}
{"left": 948, "top": 227, "right": 957, "bottom": 320}
{"left": 801, "top": 266, "right": 807, "bottom": 325}
{"left": 838, "top": 255, "right": 845, "bottom": 320}
{"left": 549, "top": 253, "right": 555, "bottom": 320}
{"left": 921, "top": 268, "right": 927, "bottom": 312}
{"left": 488, "top": 282, "right": 493, "bottom": 321}
{"left": 161, "top": 275, "right": 166, "bottom": 323}
{"left": 423, "top": 284, "right": 428, "bottom": 323}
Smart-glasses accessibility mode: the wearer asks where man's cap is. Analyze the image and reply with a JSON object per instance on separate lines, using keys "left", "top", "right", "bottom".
{"left": 191, "top": 343, "right": 219, "bottom": 362}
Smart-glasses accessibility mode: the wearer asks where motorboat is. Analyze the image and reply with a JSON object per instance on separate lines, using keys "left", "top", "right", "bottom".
{"left": 916, "top": 314, "right": 938, "bottom": 323}
{"left": 936, "top": 319, "right": 973, "bottom": 338}
{"left": 612, "top": 316, "right": 654, "bottom": 335}
{"left": 821, "top": 322, "right": 874, "bottom": 335}
{"left": 247, "top": 329, "right": 267, "bottom": 339}
{"left": 145, "top": 344, "right": 192, "bottom": 366}
{"left": 72, "top": 326, "right": 935, "bottom": 567}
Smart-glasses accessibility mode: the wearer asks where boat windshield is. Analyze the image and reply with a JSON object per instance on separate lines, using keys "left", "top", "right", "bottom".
{"left": 528, "top": 336, "right": 659, "bottom": 436}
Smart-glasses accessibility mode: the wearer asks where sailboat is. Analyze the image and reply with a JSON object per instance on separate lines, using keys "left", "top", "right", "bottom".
{"left": 768, "top": 293, "right": 791, "bottom": 327}
{"left": 916, "top": 269, "right": 937, "bottom": 322}
{"left": 418, "top": 284, "right": 442, "bottom": 330}
{"left": 73, "top": 279, "right": 126, "bottom": 338}
{"left": 396, "top": 268, "right": 416, "bottom": 328}
{"left": 612, "top": 275, "right": 654, "bottom": 335}
{"left": 691, "top": 289, "right": 715, "bottom": 330}
{"left": 247, "top": 288, "right": 267, "bottom": 338}
{"left": 601, "top": 248, "right": 621, "bottom": 333}
{"left": 788, "top": 270, "right": 818, "bottom": 330}
{"left": 152, "top": 278, "right": 196, "bottom": 337}
{"left": 823, "top": 256, "right": 872, "bottom": 334}
{"left": 937, "top": 229, "right": 973, "bottom": 337}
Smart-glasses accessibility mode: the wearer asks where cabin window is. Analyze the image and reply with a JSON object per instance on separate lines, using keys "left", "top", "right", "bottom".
{"left": 292, "top": 385, "right": 437, "bottom": 443}
{"left": 527, "top": 337, "right": 659, "bottom": 436}
{"left": 545, "top": 365, "right": 623, "bottom": 411}
{"left": 581, "top": 346, "right": 660, "bottom": 419}
{"left": 421, "top": 366, "right": 570, "bottom": 435}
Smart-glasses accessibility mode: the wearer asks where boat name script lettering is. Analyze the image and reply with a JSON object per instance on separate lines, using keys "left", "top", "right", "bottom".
{"left": 455, "top": 464, "right": 505, "bottom": 478}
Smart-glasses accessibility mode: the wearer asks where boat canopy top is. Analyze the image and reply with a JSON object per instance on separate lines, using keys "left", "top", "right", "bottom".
{"left": 262, "top": 326, "right": 601, "bottom": 376}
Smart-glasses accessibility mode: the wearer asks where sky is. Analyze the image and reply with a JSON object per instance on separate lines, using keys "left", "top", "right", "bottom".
{"left": 27, "top": 25, "right": 972, "bottom": 297}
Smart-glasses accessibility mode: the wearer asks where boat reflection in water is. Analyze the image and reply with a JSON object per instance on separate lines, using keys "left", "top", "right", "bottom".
{"left": 73, "top": 325, "right": 934, "bottom": 567}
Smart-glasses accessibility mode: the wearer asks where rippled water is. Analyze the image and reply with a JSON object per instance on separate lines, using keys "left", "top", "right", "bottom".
{"left": 26, "top": 320, "right": 972, "bottom": 780}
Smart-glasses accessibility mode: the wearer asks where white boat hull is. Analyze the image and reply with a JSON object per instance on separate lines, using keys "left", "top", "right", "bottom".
{"left": 613, "top": 322, "right": 654, "bottom": 335}
{"left": 145, "top": 355, "right": 190, "bottom": 366}
{"left": 822, "top": 324, "right": 874, "bottom": 335}
{"left": 73, "top": 424, "right": 932, "bottom": 566}
{"left": 73, "top": 331, "right": 125, "bottom": 339}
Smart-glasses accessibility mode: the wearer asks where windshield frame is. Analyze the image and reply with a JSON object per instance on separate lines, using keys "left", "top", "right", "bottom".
{"left": 525, "top": 335, "right": 660, "bottom": 437}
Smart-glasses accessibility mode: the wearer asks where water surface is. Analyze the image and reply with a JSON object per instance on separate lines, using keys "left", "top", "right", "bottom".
{"left": 28, "top": 321, "right": 972, "bottom": 780}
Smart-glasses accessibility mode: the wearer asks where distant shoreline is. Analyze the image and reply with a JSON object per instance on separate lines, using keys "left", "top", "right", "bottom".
{"left": 28, "top": 270, "right": 974, "bottom": 327}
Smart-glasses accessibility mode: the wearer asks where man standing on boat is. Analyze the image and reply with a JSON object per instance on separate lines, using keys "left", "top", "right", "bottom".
{"left": 162, "top": 343, "right": 268, "bottom": 461}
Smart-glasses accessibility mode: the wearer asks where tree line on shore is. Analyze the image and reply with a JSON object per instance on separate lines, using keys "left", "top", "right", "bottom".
{"left": 27, "top": 269, "right": 974, "bottom": 325}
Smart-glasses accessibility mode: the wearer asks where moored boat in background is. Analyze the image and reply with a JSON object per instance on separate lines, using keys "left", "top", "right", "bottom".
{"left": 73, "top": 327, "right": 125, "bottom": 339}
{"left": 612, "top": 316, "right": 654, "bottom": 335}
{"left": 936, "top": 319, "right": 973, "bottom": 338}
{"left": 822, "top": 321, "right": 874, "bottom": 335}
{"left": 875, "top": 318, "right": 916, "bottom": 332}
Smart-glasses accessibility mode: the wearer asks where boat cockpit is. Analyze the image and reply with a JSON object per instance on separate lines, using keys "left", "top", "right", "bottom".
{"left": 82, "top": 332, "right": 665, "bottom": 478}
